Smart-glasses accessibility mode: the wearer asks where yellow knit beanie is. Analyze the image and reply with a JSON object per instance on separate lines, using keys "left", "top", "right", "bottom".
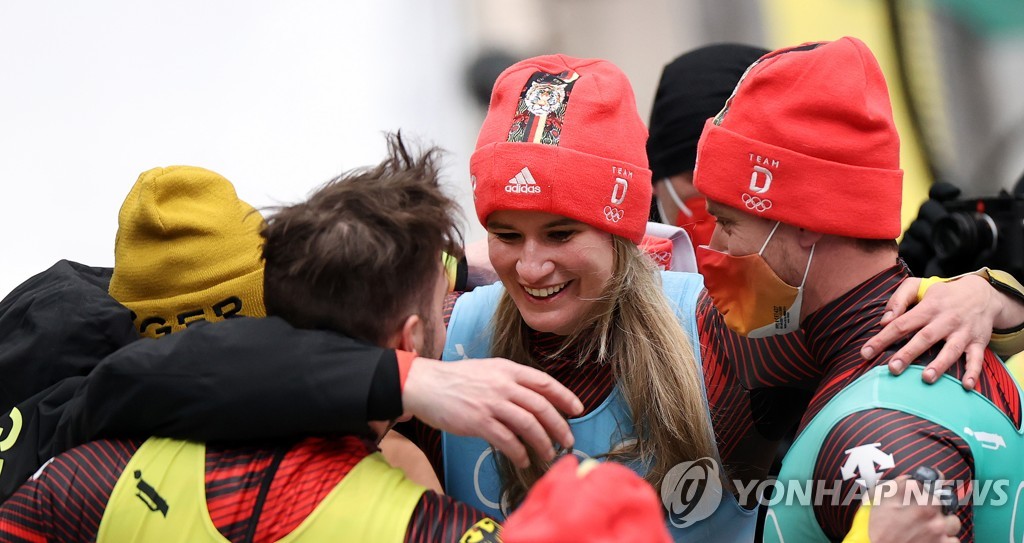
{"left": 109, "top": 166, "right": 266, "bottom": 338}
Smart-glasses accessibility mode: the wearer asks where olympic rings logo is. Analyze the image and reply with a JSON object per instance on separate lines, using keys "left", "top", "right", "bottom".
{"left": 741, "top": 193, "right": 773, "bottom": 213}
{"left": 650, "top": 251, "right": 671, "bottom": 264}
{"left": 604, "top": 205, "right": 625, "bottom": 222}
{"left": 648, "top": 251, "right": 672, "bottom": 271}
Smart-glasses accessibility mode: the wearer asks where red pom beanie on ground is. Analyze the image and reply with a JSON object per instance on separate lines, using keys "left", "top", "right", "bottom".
{"left": 470, "top": 54, "right": 652, "bottom": 244}
{"left": 501, "top": 455, "right": 672, "bottom": 543}
{"left": 693, "top": 37, "right": 903, "bottom": 239}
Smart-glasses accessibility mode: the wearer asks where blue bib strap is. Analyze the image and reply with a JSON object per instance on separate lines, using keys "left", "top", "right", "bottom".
{"left": 441, "top": 274, "right": 755, "bottom": 542}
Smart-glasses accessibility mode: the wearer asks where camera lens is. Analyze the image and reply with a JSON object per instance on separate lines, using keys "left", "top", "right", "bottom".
{"left": 933, "top": 212, "right": 997, "bottom": 260}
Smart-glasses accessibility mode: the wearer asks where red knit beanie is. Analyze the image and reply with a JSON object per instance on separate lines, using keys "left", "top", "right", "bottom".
{"left": 470, "top": 54, "right": 652, "bottom": 244}
{"left": 502, "top": 456, "right": 672, "bottom": 543}
{"left": 693, "top": 37, "right": 903, "bottom": 239}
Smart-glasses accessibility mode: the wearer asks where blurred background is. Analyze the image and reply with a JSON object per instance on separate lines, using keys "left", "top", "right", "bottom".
{"left": 2, "top": 0, "right": 1023, "bottom": 298}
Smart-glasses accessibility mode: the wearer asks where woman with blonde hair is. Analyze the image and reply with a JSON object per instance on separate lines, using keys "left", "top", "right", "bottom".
{"left": 436, "top": 54, "right": 752, "bottom": 541}
{"left": 435, "top": 48, "right": 1022, "bottom": 543}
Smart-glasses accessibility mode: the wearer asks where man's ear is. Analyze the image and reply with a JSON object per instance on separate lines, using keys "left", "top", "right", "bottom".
{"left": 398, "top": 314, "right": 424, "bottom": 354}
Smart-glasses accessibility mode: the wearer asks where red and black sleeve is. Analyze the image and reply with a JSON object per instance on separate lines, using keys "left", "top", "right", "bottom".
{"left": 0, "top": 439, "right": 137, "bottom": 543}
{"left": 812, "top": 409, "right": 973, "bottom": 542}
{"left": 404, "top": 491, "right": 499, "bottom": 543}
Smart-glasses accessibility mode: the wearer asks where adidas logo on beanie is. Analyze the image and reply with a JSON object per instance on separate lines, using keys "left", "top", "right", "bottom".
{"left": 505, "top": 167, "right": 542, "bottom": 194}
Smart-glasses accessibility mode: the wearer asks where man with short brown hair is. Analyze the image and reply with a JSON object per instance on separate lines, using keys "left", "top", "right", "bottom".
{"left": 0, "top": 135, "right": 502, "bottom": 542}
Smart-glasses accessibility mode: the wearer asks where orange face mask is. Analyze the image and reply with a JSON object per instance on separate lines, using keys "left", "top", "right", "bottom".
{"left": 696, "top": 222, "right": 814, "bottom": 338}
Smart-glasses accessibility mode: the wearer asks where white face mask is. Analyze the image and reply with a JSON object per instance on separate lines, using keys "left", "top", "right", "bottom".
{"left": 656, "top": 177, "right": 694, "bottom": 225}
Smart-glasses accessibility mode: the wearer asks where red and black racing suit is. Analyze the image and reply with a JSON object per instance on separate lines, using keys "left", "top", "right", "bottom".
{"left": 0, "top": 435, "right": 488, "bottom": 543}
{"left": 699, "top": 265, "right": 1021, "bottom": 541}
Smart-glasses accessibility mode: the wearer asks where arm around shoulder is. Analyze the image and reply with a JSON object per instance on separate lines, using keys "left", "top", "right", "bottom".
{"left": 61, "top": 317, "right": 398, "bottom": 442}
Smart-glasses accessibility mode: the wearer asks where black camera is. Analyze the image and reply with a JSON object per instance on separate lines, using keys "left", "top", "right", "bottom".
{"left": 930, "top": 190, "right": 1024, "bottom": 281}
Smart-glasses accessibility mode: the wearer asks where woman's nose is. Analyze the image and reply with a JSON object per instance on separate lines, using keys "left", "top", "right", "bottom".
{"left": 516, "top": 240, "right": 556, "bottom": 283}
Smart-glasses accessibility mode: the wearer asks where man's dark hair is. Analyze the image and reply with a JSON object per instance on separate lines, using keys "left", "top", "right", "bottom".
{"left": 855, "top": 238, "right": 898, "bottom": 253}
{"left": 261, "top": 133, "right": 463, "bottom": 345}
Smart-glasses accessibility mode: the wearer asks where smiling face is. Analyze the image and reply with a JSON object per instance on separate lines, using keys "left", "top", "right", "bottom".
{"left": 486, "top": 210, "right": 615, "bottom": 336}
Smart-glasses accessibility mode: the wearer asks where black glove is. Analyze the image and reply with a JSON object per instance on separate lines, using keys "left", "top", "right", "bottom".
{"left": 899, "top": 181, "right": 962, "bottom": 276}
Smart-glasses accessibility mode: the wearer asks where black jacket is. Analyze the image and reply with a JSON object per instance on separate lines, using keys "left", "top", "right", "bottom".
{"left": 0, "top": 261, "right": 135, "bottom": 409}
{"left": 0, "top": 261, "right": 401, "bottom": 500}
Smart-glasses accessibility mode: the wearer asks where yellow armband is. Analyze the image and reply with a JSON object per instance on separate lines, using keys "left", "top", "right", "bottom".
{"left": 987, "top": 269, "right": 1024, "bottom": 356}
{"left": 841, "top": 504, "right": 873, "bottom": 543}
{"left": 918, "top": 267, "right": 1024, "bottom": 357}
{"left": 916, "top": 275, "right": 949, "bottom": 300}
{"left": 1007, "top": 353, "right": 1024, "bottom": 387}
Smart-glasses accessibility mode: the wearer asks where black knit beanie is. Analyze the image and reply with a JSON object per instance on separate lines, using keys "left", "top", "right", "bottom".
{"left": 647, "top": 43, "right": 769, "bottom": 181}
